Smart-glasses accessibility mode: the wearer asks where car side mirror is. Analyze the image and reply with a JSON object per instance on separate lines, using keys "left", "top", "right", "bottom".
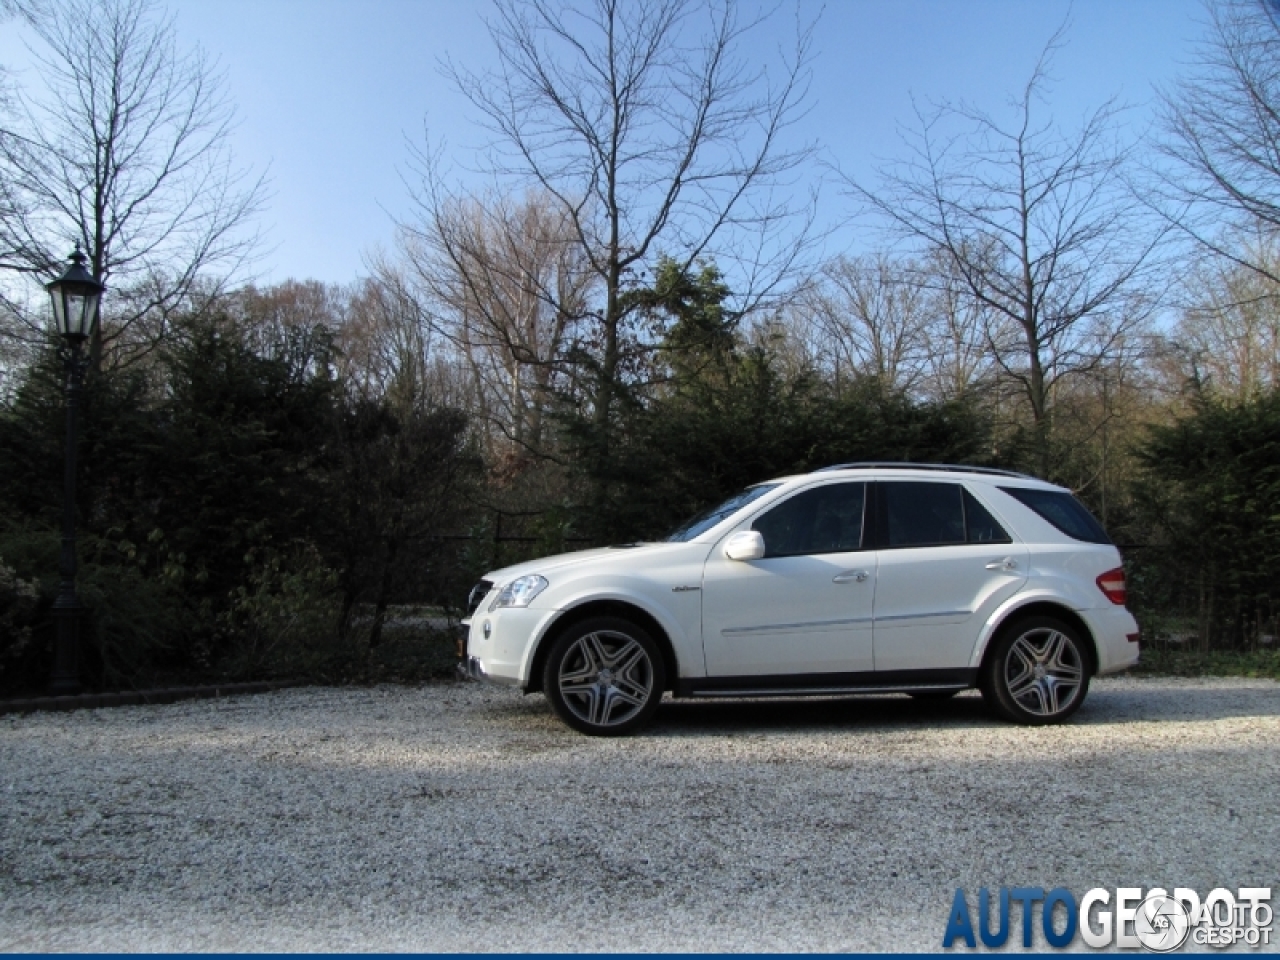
{"left": 724, "top": 530, "right": 766, "bottom": 561}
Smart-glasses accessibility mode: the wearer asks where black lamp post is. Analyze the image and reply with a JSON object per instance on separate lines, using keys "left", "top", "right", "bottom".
{"left": 45, "top": 245, "right": 104, "bottom": 696}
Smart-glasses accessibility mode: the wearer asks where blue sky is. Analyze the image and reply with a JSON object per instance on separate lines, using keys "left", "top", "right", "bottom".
{"left": 2, "top": 0, "right": 1208, "bottom": 287}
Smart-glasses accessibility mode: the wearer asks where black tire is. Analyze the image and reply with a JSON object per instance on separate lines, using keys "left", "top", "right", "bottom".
{"left": 541, "top": 616, "right": 666, "bottom": 736}
{"left": 981, "top": 615, "right": 1092, "bottom": 725}
{"left": 908, "top": 689, "right": 960, "bottom": 701}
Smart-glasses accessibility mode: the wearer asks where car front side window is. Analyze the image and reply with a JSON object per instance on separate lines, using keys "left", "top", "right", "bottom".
{"left": 751, "top": 482, "right": 866, "bottom": 558}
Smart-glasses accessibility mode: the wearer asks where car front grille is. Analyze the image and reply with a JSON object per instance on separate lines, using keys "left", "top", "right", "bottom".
{"left": 466, "top": 579, "right": 493, "bottom": 616}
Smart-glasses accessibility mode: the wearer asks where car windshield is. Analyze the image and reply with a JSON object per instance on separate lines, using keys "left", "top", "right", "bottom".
{"left": 665, "top": 484, "right": 780, "bottom": 542}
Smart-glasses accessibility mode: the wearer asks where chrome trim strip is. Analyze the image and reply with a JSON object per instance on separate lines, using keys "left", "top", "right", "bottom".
{"left": 722, "top": 616, "right": 872, "bottom": 636}
{"left": 875, "top": 609, "right": 970, "bottom": 623}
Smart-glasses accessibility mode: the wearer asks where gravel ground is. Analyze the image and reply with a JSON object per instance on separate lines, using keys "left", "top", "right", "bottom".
{"left": 1, "top": 676, "right": 1277, "bottom": 953}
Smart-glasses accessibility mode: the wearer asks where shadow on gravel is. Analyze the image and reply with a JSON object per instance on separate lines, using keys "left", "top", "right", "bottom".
{"left": 646, "top": 692, "right": 996, "bottom": 735}
{"left": 615, "top": 680, "right": 1280, "bottom": 736}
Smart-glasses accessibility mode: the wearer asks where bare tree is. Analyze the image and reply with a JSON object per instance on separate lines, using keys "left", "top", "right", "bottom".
{"left": 918, "top": 247, "right": 1001, "bottom": 402}
{"left": 1158, "top": 0, "right": 1280, "bottom": 283}
{"left": 340, "top": 262, "right": 465, "bottom": 414}
{"left": 1165, "top": 242, "right": 1280, "bottom": 398}
{"left": 0, "top": 0, "right": 264, "bottom": 370}
{"left": 797, "top": 253, "right": 930, "bottom": 393}
{"left": 226, "top": 280, "right": 346, "bottom": 361}
{"left": 421, "top": 0, "right": 816, "bottom": 481}
{"left": 844, "top": 44, "right": 1160, "bottom": 471}
{"left": 398, "top": 190, "right": 593, "bottom": 456}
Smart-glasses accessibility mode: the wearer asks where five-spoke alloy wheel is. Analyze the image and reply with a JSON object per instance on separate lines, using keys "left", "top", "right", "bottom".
{"left": 542, "top": 617, "right": 666, "bottom": 736}
{"left": 983, "top": 616, "right": 1091, "bottom": 724}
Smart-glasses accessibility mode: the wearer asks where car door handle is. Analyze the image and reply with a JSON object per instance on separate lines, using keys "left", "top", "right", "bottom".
{"left": 833, "top": 570, "right": 869, "bottom": 584}
{"left": 985, "top": 557, "right": 1018, "bottom": 571}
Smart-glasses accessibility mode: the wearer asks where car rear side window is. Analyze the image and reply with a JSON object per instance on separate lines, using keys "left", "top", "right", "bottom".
{"left": 877, "top": 481, "right": 1012, "bottom": 547}
{"left": 880, "top": 481, "right": 966, "bottom": 547}
{"left": 963, "top": 489, "right": 1012, "bottom": 544}
{"left": 999, "top": 486, "right": 1111, "bottom": 544}
{"left": 752, "top": 482, "right": 866, "bottom": 557}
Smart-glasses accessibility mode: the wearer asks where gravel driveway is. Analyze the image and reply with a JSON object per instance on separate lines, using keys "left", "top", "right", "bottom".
{"left": 2, "top": 677, "right": 1277, "bottom": 952}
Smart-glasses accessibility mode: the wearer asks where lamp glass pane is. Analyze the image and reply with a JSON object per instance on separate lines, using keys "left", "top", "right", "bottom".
{"left": 49, "top": 289, "right": 68, "bottom": 336}
{"left": 70, "top": 294, "right": 89, "bottom": 338}
{"left": 85, "top": 293, "right": 101, "bottom": 336}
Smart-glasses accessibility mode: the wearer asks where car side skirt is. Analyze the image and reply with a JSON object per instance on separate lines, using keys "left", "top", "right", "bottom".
{"left": 675, "top": 667, "right": 978, "bottom": 699}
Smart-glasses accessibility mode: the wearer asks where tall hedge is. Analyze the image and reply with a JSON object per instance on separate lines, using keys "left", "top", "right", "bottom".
{"left": 1128, "top": 389, "right": 1280, "bottom": 649}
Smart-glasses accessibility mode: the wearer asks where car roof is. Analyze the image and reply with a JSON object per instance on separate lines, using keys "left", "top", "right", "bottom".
{"left": 750, "top": 463, "right": 1064, "bottom": 496}
{"left": 810, "top": 461, "right": 1038, "bottom": 481}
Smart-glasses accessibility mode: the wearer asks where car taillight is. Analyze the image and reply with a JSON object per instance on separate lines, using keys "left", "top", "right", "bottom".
{"left": 1096, "top": 567, "right": 1127, "bottom": 605}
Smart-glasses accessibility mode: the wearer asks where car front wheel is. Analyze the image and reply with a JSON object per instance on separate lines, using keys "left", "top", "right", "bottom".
{"left": 542, "top": 617, "right": 666, "bottom": 736}
{"left": 982, "top": 616, "right": 1091, "bottom": 724}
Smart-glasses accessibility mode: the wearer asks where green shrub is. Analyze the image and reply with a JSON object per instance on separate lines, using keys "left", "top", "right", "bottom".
{"left": 1128, "top": 388, "right": 1280, "bottom": 651}
{"left": 0, "top": 525, "right": 189, "bottom": 694}
{"left": 0, "top": 554, "right": 41, "bottom": 690}
{"left": 1132, "top": 648, "right": 1280, "bottom": 679}
{"left": 221, "top": 543, "right": 347, "bottom": 681}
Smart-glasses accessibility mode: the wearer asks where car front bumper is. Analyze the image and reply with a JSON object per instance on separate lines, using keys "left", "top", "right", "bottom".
{"left": 457, "top": 654, "right": 518, "bottom": 685}
{"left": 460, "top": 606, "right": 551, "bottom": 687}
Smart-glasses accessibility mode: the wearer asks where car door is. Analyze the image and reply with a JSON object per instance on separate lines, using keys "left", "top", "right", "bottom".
{"left": 701, "top": 481, "right": 876, "bottom": 677}
{"left": 870, "top": 480, "right": 1028, "bottom": 672}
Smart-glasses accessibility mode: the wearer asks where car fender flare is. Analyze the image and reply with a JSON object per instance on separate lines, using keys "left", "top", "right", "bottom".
{"left": 968, "top": 588, "right": 1093, "bottom": 669}
{"left": 517, "top": 586, "right": 693, "bottom": 688}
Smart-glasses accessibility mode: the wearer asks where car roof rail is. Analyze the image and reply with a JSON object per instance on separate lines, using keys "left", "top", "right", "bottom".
{"left": 812, "top": 461, "right": 1036, "bottom": 480}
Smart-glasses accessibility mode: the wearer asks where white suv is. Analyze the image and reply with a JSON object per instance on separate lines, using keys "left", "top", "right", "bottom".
{"left": 461, "top": 463, "right": 1140, "bottom": 735}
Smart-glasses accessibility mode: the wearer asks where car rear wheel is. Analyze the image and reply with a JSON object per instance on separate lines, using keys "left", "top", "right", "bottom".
{"left": 542, "top": 617, "right": 665, "bottom": 736}
{"left": 982, "top": 616, "right": 1091, "bottom": 724}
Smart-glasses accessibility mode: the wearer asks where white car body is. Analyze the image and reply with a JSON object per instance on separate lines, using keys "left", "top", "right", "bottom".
{"left": 462, "top": 464, "right": 1139, "bottom": 728}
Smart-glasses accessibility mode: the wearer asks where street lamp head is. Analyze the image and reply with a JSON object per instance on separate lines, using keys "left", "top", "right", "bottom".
{"left": 46, "top": 245, "right": 104, "bottom": 344}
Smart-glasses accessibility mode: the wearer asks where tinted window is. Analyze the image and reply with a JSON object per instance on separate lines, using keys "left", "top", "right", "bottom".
{"left": 999, "top": 486, "right": 1111, "bottom": 544}
{"left": 752, "top": 483, "right": 865, "bottom": 557}
{"left": 881, "top": 481, "right": 966, "bottom": 547}
{"left": 964, "top": 489, "right": 1012, "bottom": 544}
{"left": 665, "top": 484, "right": 780, "bottom": 542}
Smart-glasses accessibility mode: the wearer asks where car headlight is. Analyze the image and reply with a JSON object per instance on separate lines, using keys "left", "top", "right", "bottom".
{"left": 489, "top": 574, "right": 548, "bottom": 611}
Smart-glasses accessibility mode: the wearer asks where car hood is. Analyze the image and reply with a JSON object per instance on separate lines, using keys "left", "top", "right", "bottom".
{"left": 483, "top": 541, "right": 697, "bottom": 584}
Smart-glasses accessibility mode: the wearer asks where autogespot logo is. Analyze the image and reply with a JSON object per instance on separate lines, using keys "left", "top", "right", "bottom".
{"left": 943, "top": 885, "right": 1273, "bottom": 950}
